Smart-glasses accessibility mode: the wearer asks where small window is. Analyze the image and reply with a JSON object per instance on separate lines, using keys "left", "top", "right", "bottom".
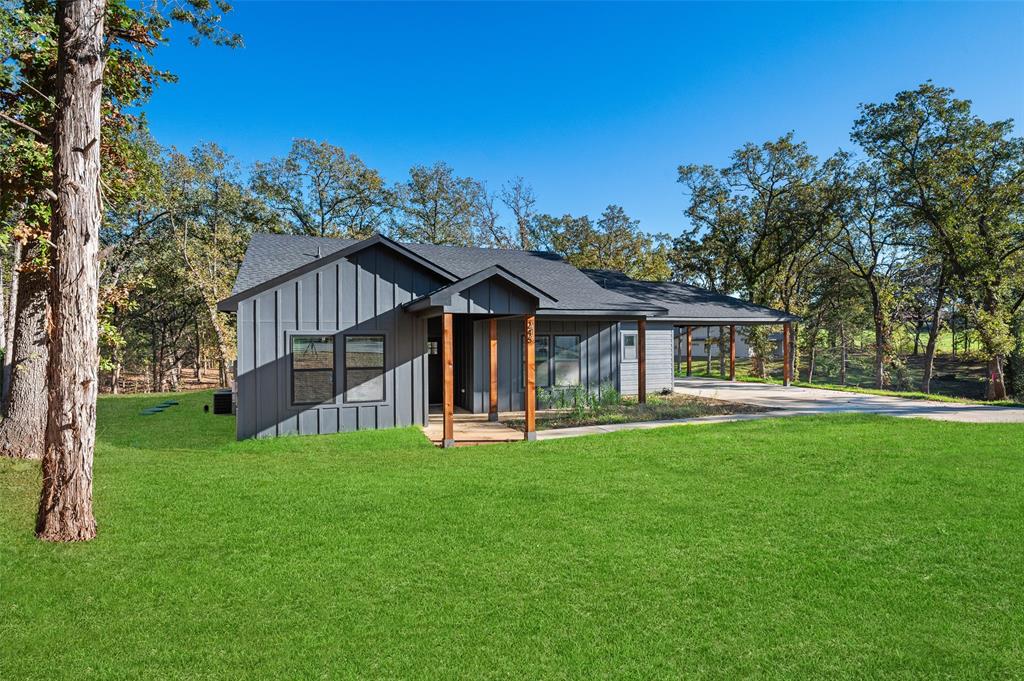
{"left": 553, "top": 335, "right": 581, "bottom": 386}
{"left": 427, "top": 340, "right": 439, "bottom": 356}
{"left": 622, "top": 332, "right": 638, "bottom": 362}
{"left": 292, "top": 336, "right": 335, "bottom": 405}
{"left": 345, "top": 334, "right": 386, "bottom": 403}
{"left": 521, "top": 335, "right": 551, "bottom": 388}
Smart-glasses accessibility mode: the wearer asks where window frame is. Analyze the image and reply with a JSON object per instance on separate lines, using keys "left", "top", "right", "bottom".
{"left": 621, "top": 331, "right": 638, "bottom": 362}
{"left": 290, "top": 334, "right": 336, "bottom": 406}
{"left": 521, "top": 334, "right": 552, "bottom": 389}
{"left": 552, "top": 334, "right": 582, "bottom": 387}
{"left": 343, "top": 333, "right": 388, "bottom": 405}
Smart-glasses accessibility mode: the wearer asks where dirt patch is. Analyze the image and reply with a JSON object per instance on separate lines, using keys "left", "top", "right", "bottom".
{"left": 505, "top": 393, "right": 768, "bottom": 432}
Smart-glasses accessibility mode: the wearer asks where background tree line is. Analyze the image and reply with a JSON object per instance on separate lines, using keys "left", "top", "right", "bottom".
{"left": 0, "top": 0, "right": 1021, "bottom": 542}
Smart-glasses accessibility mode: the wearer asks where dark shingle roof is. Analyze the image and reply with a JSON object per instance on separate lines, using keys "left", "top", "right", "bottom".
{"left": 229, "top": 234, "right": 662, "bottom": 314}
{"left": 583, "top": 269, "right": 798, "bottom": 324}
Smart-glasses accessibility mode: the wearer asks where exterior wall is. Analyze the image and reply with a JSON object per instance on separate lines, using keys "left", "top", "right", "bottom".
{"left": 620, "top": 320, "right": 675, "bottom": 396}
{"left": 235, "top": 244, "right": 444, "bottom": 439}
{"left": 468, "top": 317, "right": 623, "bottom": 413}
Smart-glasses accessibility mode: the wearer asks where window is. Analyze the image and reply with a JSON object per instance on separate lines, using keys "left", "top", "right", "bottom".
{"left": 427, "top": 340, "right": 439, "bottom": 356}
{"left": 345, "top": 334, "right": 386, "bottom": 403}
{"left": 521, "top": 335, "right": 551, "bottom": 388}
{"left": 291, "top": 336, "right": 335, "bottom": 405}
{"left": 622, "top": 332, "right": 638, "bottom": 362}
{"left": 553, "top": 335, "right": 581, "bottom": 386}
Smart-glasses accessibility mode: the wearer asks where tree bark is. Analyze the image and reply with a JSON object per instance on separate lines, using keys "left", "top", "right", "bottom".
{"left": 37, "top": 0, "right": 104, "bottom": 543}
{"left": 0, "top": 244, "right": 49, "bottom": 459}
{"left": 206, "top": 304, "right": 231, "bottom": 387}
{"left": 2, "top": 240, "right": 23, "bottom": 409}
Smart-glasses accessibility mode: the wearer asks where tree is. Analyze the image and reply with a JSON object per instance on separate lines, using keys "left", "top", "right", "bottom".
{"left": 251, "top": 139, "right": 390, "bottom": 239}
{"left": 499, "top": 176, "right": 536, "bottom": 249}
{"left": 391, "top": 162, "right": 484, "bottom": 246}
{"left": 853, "top": 83, "right": 1024, "bottom": 400}
{"left": 0, "top": 234, "right": 46, "bottom": 458}
{"left": 167, "top": 144, "right": 267, "bottom": 386}
{"left": 32, "top": 0, "right": 240, "bottom": 540}
{"left": 532, "top": 206, "right": 671, "bottom": 280}
{"left": 831, "top": 161, "right": 911, "bottom": 389}
{"left": 35, "top": 0, "right": 106, "bottom": 541}
{"left": 677, "top": 135, "right": 844, "bottom": 376}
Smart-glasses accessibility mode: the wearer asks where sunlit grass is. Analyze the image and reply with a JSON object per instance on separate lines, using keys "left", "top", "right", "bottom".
{"left": 2, "top": 390, "right": 1023, "bottom": 678}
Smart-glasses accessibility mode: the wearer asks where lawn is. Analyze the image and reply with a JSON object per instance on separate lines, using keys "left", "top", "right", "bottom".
{"left": 2, "top": 390, "right": 1023, "bottom": 679}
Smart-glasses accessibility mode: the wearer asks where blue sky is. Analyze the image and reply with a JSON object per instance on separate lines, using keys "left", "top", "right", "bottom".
{"left": 147, "top": 1, "right": 1024, "bottom": 237}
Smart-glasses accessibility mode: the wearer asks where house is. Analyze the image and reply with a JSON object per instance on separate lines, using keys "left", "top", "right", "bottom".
{"left": 218, "top": 233, "right": 797, "bottom": 445}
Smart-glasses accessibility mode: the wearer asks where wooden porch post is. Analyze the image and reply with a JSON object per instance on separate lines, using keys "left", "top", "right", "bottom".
{"left": 488, "top": 318, "right": 498, "bottom": 422}
{"left": 729, "top": 324, "right": 736, "bottom": 381}
{"left": 783, "top": 321, "right": 792, "bottom": 387}
{"left": 523, "top": 314, "right": 536, "bottom": 441}
{"left": 638, "top": 318, "right": 647, "bottom": 403}
{"left": 442, "top": 312, "right": 455, "bottom": 448}
{"left": 685, "top": 325, "right": 692, "bottom": 377}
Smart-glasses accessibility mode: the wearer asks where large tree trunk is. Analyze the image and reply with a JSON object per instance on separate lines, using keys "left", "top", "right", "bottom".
{"left": 37, "top": 0, "right": 104, "bottom": 543}
{"left": 0, "top": 244, "right": 49, "bottom": 459}
{"left": 2, "top": 240, "right": 23, "bottom": 409}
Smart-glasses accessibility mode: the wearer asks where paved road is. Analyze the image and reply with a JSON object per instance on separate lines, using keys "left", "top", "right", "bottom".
{"left": 674, "top": 377, "right": 1024, "bottom": 424}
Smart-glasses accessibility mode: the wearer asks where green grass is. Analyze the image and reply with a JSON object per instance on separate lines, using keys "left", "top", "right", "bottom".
{"left": 2, "top": 391, "right": 1023, "bottom": 679}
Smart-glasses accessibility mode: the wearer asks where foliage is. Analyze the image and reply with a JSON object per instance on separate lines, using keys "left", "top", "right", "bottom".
{"left": 251, "top": 139, "right": 389, "bottom": 239}
{"left": 531, "top": 205, "right": 671, "bottom": 280}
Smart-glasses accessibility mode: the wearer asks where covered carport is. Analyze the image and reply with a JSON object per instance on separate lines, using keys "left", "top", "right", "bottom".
{"left": 582, "top": 270, "right": 800, "bottom": 385}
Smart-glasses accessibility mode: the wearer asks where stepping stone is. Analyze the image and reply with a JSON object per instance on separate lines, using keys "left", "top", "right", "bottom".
{"left": 140, "top": 407, "right": 166, "bottom": 415}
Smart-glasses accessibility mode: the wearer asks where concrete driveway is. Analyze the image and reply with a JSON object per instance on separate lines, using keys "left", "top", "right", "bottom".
{"left": 674, "top": 377, "right": 1024, "bottom": 424}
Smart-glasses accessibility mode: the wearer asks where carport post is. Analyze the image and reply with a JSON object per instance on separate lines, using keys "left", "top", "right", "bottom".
{"left": 685, "top": 326, "right": 693, "bottom": 377}
{"left": 783, "top": 321, "right": 792, "bottom": 387}
{"left": 729, "top": 325, "right": 736, "bottom": 381}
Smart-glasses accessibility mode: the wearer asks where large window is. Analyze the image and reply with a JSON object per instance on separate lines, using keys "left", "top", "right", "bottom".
{"left": 291, "top": 336, "right": 335, "bottom": 405}
{"left": 553, "top": 335, "right": 581, "bottom": 386}
{"left": 345, "top": 334, "right": 386, "bottom": 403}
{"left": 622, "top": 332, "right": 638, "bottom": 362}
{"left": 521, "top": 335, "right": 551, "bottom": 388}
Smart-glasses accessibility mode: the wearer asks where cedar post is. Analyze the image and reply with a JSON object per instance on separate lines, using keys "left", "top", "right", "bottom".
{"left": 637, "top": 318, "right": 647, "bottom": 403}
{"left": 488, "top": 318, "right": 499, "bottom": 422}
{"left": 729, "top": 325, "right": 736, "bottom": 381}
{"left": 442, "top": 313, "right": 455, "bottom": 448}
{"left": 783, "top": 321, "right": 792, "bottom": 387}
{"left": 685, "top": 325, "right": 692, "bottom": 377}
{"left": 523, "top": 315, "right": 536, "bottom": 441}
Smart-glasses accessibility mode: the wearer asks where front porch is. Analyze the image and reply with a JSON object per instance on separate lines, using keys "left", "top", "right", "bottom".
{"left": 422, "top": 409, "right": 524, "bottom": 446}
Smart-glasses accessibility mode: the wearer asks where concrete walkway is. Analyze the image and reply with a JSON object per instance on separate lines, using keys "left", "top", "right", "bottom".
{"left": 673, "top": 377, "right": 1024, "bottom": 424}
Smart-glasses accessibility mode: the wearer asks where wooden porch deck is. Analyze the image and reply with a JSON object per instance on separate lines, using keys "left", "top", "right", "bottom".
{"left": 422, "top": 409, "right": 525, "bottom": 446}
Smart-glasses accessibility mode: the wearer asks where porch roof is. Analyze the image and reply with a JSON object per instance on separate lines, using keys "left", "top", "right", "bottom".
{"left": 582, "top": 269, "right": 800, "bottom": 324}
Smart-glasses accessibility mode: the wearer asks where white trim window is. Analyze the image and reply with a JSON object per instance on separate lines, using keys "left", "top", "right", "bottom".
{"left": 621, "top": 331, "right": 638, "bottom": 362}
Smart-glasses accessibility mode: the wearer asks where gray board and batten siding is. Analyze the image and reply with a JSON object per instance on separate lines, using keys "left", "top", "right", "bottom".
{"left": 235, "top": 243, "right": 446, "bottom": 440}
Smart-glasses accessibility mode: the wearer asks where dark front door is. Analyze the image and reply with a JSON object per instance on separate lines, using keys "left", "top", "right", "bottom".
{"left": 428, "top": 336, "right": 442, "bottom": 404}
